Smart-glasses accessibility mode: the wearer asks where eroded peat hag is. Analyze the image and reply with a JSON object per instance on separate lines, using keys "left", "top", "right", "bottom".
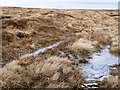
{"left": 1, "top": 7, "right": 119, "bottom": 88}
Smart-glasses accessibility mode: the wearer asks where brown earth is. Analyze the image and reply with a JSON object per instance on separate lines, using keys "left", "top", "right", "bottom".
{"left": 1, "top": 7, "right": 119, "bottom": 88}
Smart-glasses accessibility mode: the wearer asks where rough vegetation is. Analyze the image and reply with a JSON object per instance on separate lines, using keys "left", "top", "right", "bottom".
{"left": 1, "top": 56, "right": 83, "bottom": 88}
{"left": 1, "top": 7, "right": 119, "bottom": 88}
{"left": 70, "top": 38, "right": 98, "bottom": 52}
{"left": 2, "top": 7, "right": 119, "bottom": 65}
{"left": 99, "top": 75, "right": 119, "bottom": 88}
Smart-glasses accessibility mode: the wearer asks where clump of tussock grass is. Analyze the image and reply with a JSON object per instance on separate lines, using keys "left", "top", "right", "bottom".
{"left": 88, "top": 31, "right": 111, "bottom": 46}
{"left": 1, "top": 56, "right": 83, "bottom": 88}
{"left": 99, "top": 75, "right": 119, "bottom": 88}
{"left": 1, "top": 60, "right": 32, "bottom": 88}
{"left": 2, "top": 31, "right": 15, "bottom": 46}
{"left": 69, "top": 38, "right": 98, "bottom": 54}
{"left": 3, "top": 19, "right": 28, "bottom": 29}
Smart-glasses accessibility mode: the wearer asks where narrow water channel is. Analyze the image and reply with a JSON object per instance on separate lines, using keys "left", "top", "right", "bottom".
{"left": 81, "top": 45, "right": 119, "bottom": 88}
{"left": 20, "top": 42, "right": 119, "bottom": 88}
{"left": 20, "top": 41, "right": 64, "bottom": 59}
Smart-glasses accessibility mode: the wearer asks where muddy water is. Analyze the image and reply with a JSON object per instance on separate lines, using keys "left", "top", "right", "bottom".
{"left": 81, "top": 45, "right": 119, "bottom": 88}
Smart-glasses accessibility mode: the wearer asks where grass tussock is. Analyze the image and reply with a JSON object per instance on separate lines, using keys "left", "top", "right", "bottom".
{"left": 70, "top": 38, "right": 98, "bottom": 53}
{"left": 1, "top": 60, "right": 32, "bottom": 88}
{"left": 1, "top": 56, "right": 83, "bottom": 88}
{"left": 88, "top": 31, "right": 110, "bottom": 46}
{"left": 2, "top": 31, "right": 15, "bottom": 46}
{"left": 99, "top": 75, "right": 119, "bottom": 88}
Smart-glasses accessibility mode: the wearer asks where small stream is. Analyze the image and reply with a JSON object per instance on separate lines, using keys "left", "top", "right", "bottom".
{"left": 81, "top": 45, "right": 119, "bottom": 88}
{"left": 20, "top": 41, "right": 64, "bottom": 59}
{"left": 20, "top": 42, "right": 119, "bottom": 88}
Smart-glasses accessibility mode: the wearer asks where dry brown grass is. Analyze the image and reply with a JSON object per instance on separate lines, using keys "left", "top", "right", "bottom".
{"left": 69, "top": 38, "right": 98, "bottom": 53}
{"left": 2, "top": 31, "right": 15, "bottom": 46}
{"left": 1, "top": 60, "right": 32, "bottom": 88}
{"left": 99, "top": 75, "right": 119, "bottom": 88}
{"left": 110, "top": 36, "right": 119, "bottom": 54}
{"left": 2, "top": 16, "right": 70, "bottom": 65}
{"left": 2, "top": 7, "right": 118, "bottom": 65}
{"left": 1, "top": 56, "right": 83, "bottom": 88}
{"left": 1, "top": 7, "right": 118, "bottom": 89}
{"left": 88, "top": 30, "right": 111, "bottom": 46}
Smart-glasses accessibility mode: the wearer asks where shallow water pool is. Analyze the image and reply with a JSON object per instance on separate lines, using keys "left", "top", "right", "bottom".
{"left": 82, "top": 45, "right": 119, "bottom": 82}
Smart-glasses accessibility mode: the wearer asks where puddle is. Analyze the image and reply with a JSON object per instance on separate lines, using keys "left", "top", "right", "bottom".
{"left": 20, "top": 41, "right": 64, "bottom": 59}
{"left": 81, "top": 45, "right": 119, "bottom": 88}
{"left": 20, "top": 42, "right": 119, "bottom": 88}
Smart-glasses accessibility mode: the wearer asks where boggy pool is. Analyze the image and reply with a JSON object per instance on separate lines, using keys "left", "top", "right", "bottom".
{"left": 81, "top": 45, "right": 119, "bottom": 88}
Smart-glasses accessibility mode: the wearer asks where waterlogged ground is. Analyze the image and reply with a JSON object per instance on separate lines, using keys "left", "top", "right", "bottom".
{"left": 81, "top": 46, "right": 119, "bottom": 88}
{"left": 20, "top": 41, "right": 64, "bottom": 59}
{"left": 20, "top": 43, "right": 119, "bottom": 88}
{"left": 1, "top": 7, "right": 119, "bottom": 88}
{"left": 82, "top": 46, "right": 118, "bottom": 81}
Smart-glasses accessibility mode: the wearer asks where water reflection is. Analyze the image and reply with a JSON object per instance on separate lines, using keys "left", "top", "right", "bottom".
{"left": 82, "top": 46, "right": 119, "bottom": 82}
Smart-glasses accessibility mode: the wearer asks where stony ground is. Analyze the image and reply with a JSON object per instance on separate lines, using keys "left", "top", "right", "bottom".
{"left": 1, "top": 7, "right": 119, "bottom": 88}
